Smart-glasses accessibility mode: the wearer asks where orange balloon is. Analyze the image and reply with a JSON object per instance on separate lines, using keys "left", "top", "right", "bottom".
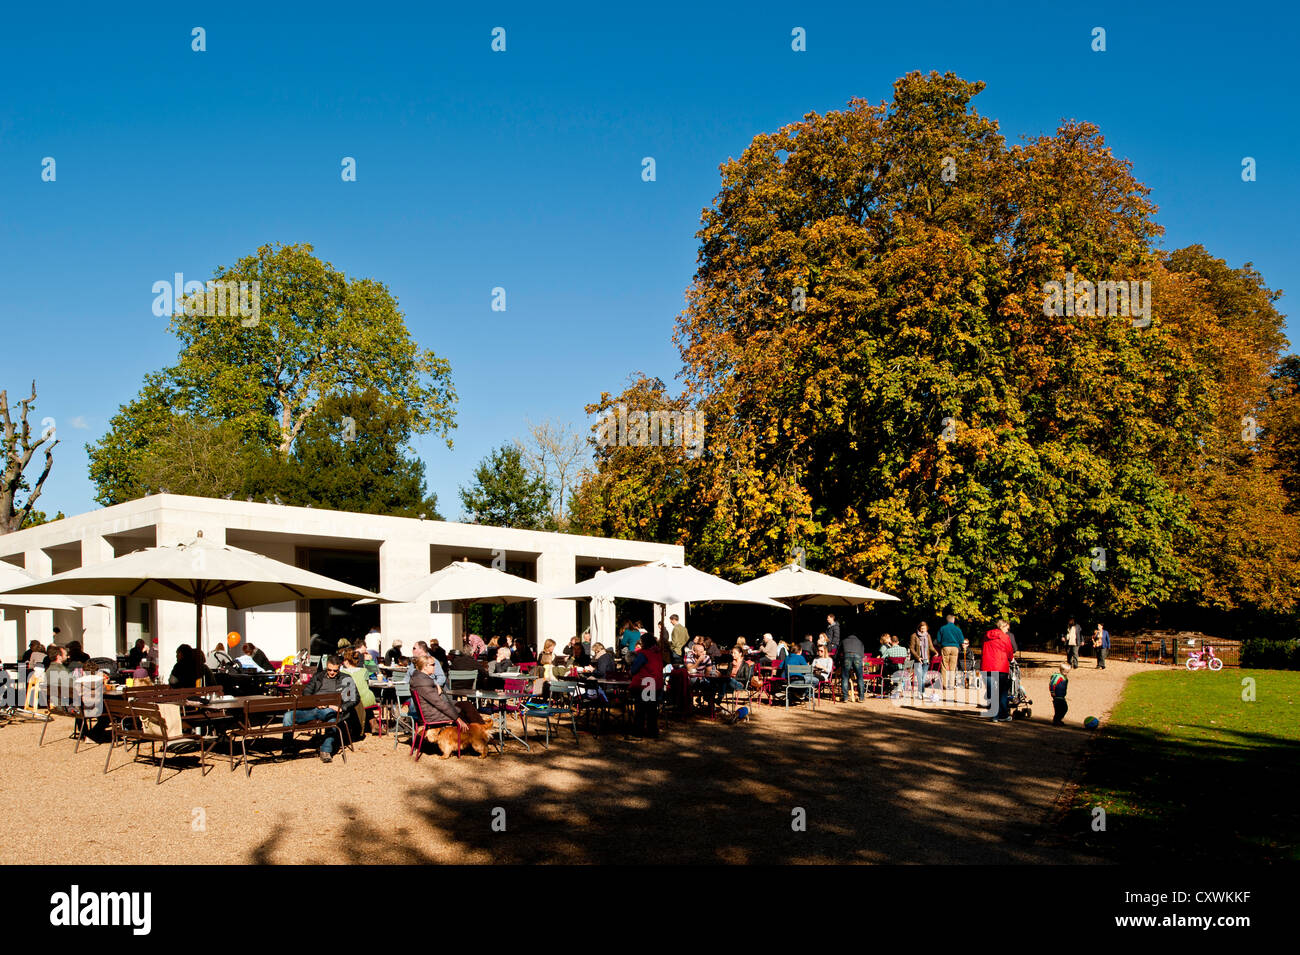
{"left": 227, "top": 631, "right": 241, "bottom": 648}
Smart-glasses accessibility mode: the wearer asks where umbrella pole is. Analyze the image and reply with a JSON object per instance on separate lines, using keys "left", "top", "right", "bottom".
{"left": 195, "top": 597, "right": 204, "bottom": 655}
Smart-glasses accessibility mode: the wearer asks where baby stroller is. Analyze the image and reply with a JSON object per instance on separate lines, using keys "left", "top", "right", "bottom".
{"left": 1007, "top": 660, "right": 1032, "bottom": 719}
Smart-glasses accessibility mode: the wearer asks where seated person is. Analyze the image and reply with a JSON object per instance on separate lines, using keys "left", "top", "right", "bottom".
{"left": 812, "top": 646, "right": 834, "bottom": 682}
{"left": 489, "top": 646, "right": 515, "bottom": 674}
{"left": 408, "top": 643, "right": 447, "bottom": 686}
{"left": 565, "top": 635, "right": 591, "bottom": 667}
{"left": 881, "top": 634, "right": 908, "bottom": 660}
{"left": 428, "top": 639, "right": 449, "bottom": 670}
{"left": 478, "top": 636, "right": 500, "bottom": 662}
{"left": 591, "top": 643, "right": 617, "bottom": 679}
{"left": 409, "top": 654, "right": 486, "bottom": 734}
{"left": 779, "top": 645, "right": 813, "bottom": 681}
{"left": 703, "top": 636, "right": 725, "bottom": 661}
{"left": 168, "top": 644, "right": 200, "bottom": 689}
{"left": 800, "top": 634, "right": 816, "bottom": 657}
{"left": 193, "top": 649, "right": 216, "bottom": 687}
{"left": 235, "top": 644, "right": 269, "bottom": 671}
{"left": 341, "top": 650, "right": 380, "bottom": 736}
{"left": 42, "top": 645, "right": 74, "bottom": 712}
{"left": 282, "top": 655, "right": 358, "bottom": 763}
{"left": 384, "top": 639, "right": 405, "bottom": 665}
{"left": 66, "top": 641, "right": 91, "bottom": 664}
{"left": 125, "top": 638, "right": 147, "bottom": 670}
{"left": 248, "top": 643, "right": 273, "bottom": 670}
{"left": 727, "top": 647, "right": 755, "bottom": 693}
{"left": 537, "top": 638, "right": 557, "bottom": 667}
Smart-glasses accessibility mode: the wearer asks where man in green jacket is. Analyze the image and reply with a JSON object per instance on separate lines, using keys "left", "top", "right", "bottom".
{"left": 669, "top": 614, "right": 690, "bottom": 663}
{"left": 935, "top": 613, "right": 966, "bottom": 701}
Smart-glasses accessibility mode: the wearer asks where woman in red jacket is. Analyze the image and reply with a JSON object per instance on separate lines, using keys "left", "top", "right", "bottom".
{"left": 980, "top": 620, "right": 1015, "bottom": 722}
{"left": 628, "top": 634, "right": 664, "bottom": 739}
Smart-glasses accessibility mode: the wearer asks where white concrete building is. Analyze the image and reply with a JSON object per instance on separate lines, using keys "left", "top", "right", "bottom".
{"left": 0, "top": 494, "right": 682, "bottom": 670}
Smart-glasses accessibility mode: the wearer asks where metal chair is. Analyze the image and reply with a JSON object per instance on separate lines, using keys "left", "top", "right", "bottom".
{"left": 521, "top": 679, "right": 580, "bottom": 747}
{"left": 448, "top": 669, "right": 479, "bottom": 695}
{"left": 782, "top": 664, "right": 818, "bottom": 709}
{"left": 391, "top": 676, "right": 415, "bottom": 750}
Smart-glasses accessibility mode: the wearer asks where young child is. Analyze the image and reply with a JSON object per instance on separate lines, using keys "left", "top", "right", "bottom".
{"left": 1049, "top": 663, "right": 1070, "bottom": 725}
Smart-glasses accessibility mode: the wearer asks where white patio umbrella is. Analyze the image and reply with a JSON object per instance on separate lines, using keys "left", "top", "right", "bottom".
{"left": 0, "top": 562, "right": 107, "bottom": 612}
{"left": 354, "top": 559, "right": 551, "bottom": 650}
{"left": 739, "top": 562, "right": 898, "bottom": 641}
{"left": 739, "top": 562, "right": 898, "bottom": 606}
{"left": 544, "top": 559, "right": 788, "bottom": 609}
{"left": 360, "top": 559, "right": 549, "bottom": 606}
{"left": 587, "top": 567, "right": 616, "bottom": 649}
{"left": 0, "top": 532, "right": 391, "bottom": 651}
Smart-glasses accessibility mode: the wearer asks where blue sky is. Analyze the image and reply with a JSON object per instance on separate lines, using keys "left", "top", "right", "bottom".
{"left": 2, "top": 0, "right": 1296, "bottom": 521}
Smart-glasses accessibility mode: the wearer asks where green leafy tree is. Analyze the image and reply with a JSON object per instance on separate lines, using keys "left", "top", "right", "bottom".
{"left": 132, "top": 415, "right": 250, "bottom": 497}
{"left": 459, "top": 444, "right": 550, "bottom": 529}
{"left": 88, "top": 242, "right": 456, "bottom": 504}
{"left": 247, "top": 390, "right": 441, "bottom": 518}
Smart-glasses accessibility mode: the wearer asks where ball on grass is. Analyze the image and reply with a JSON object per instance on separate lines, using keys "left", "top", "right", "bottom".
{"left": 1084, "top": 716, "right": 1100, "bottom": 729}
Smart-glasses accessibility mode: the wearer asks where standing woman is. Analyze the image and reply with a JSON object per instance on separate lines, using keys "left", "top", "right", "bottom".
{"left": 1063, "top": 618, "right": 1080, "bottom": 669}
{"left": 908, "top": 621, "right": 934, "bottom": 701}
{"left": 627, "top": 633, "right": 664, "bottom": 740}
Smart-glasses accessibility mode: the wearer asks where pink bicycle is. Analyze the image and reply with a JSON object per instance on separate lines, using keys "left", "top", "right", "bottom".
{"left": 1185, "top": 644, "right": 1224, "bottom": 672}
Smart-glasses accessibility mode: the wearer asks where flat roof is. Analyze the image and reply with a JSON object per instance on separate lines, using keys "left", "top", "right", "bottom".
{"left": 0, "top": 494, "right": 682, "bottom": 567}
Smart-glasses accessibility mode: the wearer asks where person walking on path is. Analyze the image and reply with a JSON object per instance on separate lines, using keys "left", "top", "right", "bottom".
{"left": 981, "top": 620, "right": 1015, "bottom": 722}
{"left": 908, "top": 622, "right": 934, "bottom": 702}
{"left": 1092, "top": 623, "right": 1110, "bottom": 669}
{"left": 1063, "top": 617, "right": 1081, "bottom": 669}
{"left": 1049, "top": 663, "right": 1070, "bottom": 724}
{"left": 936, "top": 613, "right": 965, "bottom": 700}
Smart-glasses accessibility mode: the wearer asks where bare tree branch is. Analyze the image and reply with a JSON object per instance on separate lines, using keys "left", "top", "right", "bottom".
{"left": 0, "top": 381, "right": 59, "bottom": 534}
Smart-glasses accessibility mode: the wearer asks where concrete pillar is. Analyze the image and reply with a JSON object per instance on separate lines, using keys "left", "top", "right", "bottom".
{"left": 535, "top": 551, "right": 576, "bottom": 650}
{"left": 154, "top": 523, "right": 227, "bottom": 679}
{"left": 379, "top": 539, "right": 430, "bottom": 652}
{"left": 24, "top": 549, "right": 54, "bottom": 647}
{"left": 427, "top": 552, "right": 457, "bottom": 651}
{"left": 80, "top": 533, "right": 116, "bottom": 658}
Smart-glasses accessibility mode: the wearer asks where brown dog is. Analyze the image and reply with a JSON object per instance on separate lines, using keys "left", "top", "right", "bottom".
{"left": 430, "top": 721, "right": 492, "bottom": 758}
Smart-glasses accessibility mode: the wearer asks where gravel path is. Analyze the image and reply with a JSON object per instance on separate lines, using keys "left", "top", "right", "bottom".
{"left": 0, "top": 651, "right": 1141, "bottom": 864}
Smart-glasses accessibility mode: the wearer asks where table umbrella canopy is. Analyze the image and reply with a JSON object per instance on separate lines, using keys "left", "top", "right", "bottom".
{"left": 0, "top": 562, "right": 107, "bottom": 612}
{"left": 738, "top": 563, "right": 899, "bottom": 606}
{"left": 0, "top": 533, "right": 390, "bottom": 649}
{"left": 544, "top": 559, "right": 789, "bottom": 609}
{"left": 354, "top": 559, "right": 548, "bottom": 606}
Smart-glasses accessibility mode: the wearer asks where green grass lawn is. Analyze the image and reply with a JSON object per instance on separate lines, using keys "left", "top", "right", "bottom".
{"left": 1064, "top": 668, "right": 1300, "bottom": 862}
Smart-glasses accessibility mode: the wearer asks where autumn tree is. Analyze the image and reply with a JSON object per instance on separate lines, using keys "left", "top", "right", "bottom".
{"left": 577, "top": 70, "right": 1299, "bottom": 625}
